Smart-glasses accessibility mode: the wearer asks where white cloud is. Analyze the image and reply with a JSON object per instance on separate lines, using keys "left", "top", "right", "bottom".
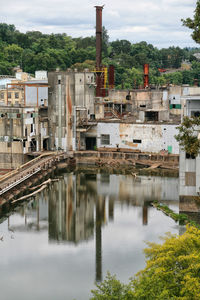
{"left": 0, "top": 0, "right": 199, "bottom": 48}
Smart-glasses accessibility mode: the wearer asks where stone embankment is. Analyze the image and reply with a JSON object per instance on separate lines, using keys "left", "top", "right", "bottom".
{"left": 74, "top": 150, "right": 179, "bottom": 172}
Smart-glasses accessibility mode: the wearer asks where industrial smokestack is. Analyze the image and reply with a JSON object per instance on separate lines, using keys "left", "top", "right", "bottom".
{"left": 143, "top": 63, "right": 149, "bottom": 89}
{"left": 95, "top": 5, "right": 105, "bottom": 97}
{"left": 95, "top": 5, "right": 104, "bottom": 69}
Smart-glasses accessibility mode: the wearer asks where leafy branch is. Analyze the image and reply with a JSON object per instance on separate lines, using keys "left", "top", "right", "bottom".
{"left": 175, "top": 116, "right": 200, "bottom": 156}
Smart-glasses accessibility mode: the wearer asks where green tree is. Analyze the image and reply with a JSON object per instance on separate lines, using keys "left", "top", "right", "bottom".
{"left": 4, "top": 43, "right": 23, "bottom": 64}
{"left": 182, "top": 0, "right": 200, "bottom": 44}
{"left": 175, "top": 116, "right": 200, "bottom": 156}
{"left": 91, "top": 225, "right": 200, "bottom": 299}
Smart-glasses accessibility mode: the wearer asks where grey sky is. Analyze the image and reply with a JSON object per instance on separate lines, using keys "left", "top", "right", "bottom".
{"left": 0, "top": 0, "right": 199, "bottom": 48}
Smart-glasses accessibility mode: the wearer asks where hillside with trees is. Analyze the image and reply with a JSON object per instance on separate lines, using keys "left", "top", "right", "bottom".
{"left": 0, "top": 23, "right": 200, "bottom": 88}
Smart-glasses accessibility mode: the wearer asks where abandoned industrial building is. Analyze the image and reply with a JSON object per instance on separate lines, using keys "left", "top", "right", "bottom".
{"left": 0, "top": 6, "right": 199, "bottom": 205}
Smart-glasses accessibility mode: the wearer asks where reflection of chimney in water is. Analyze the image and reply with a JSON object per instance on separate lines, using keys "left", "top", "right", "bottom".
{"left": 95, "top": 198, "right": 105, "bottom": 282}
{"left": 109, "top": 198, "right": 114, "bottom": 221}
{"left": 142, "top": 206, "right": 148, "bottom": 225}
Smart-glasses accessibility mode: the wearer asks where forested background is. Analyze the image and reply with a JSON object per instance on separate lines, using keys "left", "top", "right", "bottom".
{"left": 0, "top": 23, "right": 200, "bottom": 88}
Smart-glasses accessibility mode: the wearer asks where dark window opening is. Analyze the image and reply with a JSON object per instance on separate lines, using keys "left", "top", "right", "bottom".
{"left": 31, "top": 124, "right": 33, "bottom": 133}
{"left": 23, "top": 141, "right": 26, "bottom": 147}
{"left": 43, "top": 138, "right": 48, "bottom": 151}
{"left": 30, "top": 139, "right": 36, "bottom": 152}
{"left": 140, "top": 105, "right": 146, "bottom": 108}
{"left": 126, "top": 94, "right": 131, "bottom": 100}
{"left": 186, "top": 152, "right": 196, "bottom": 159}
{"left": 58, "top": 80, "right": 61, "bottom": 84}
{"left": 133, "top": 139, "right": 142, "bottom": 143}
{"left": 191, "top": 111, "right": 200, "bottom": 117}
{"left": 145, "top": 111, "right": 159, "bottom": 121}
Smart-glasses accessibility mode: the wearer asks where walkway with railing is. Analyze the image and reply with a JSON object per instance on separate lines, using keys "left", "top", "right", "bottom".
{"left": 0, "top": 152, "right": 68, "bottom": 197}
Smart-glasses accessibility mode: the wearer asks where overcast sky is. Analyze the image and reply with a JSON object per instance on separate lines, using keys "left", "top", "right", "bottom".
{"left": 0, "top": 0, "right": 199, "bottom": 48}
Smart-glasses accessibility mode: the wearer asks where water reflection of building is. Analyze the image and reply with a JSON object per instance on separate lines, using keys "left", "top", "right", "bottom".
{"left": 5, "top": 192, "right": 49, "bottom": 232}
{"left": 49, "top": 174, "right": 95, "bottom": 243}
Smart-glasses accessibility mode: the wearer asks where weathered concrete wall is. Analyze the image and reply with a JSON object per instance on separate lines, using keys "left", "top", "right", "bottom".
{"left": 0, "top": 141, "right": 25, "bottom": 169}
{"left": 48, "top": 71, "right": 95, "bottom": 151}
{"left": 179, "top": 150, "right": 198, "bottom": 196}
{"left": 96, "top": 122, "right": 179, "bottom": 154}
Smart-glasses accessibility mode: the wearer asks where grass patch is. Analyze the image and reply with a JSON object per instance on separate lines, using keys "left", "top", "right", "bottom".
{"left": 153, "top": 201, "right": 200, "bottom": 228}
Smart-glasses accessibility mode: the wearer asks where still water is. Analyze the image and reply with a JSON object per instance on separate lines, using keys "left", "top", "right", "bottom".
{"left": 0, "top": 172, "right": 180, "bottom": 300}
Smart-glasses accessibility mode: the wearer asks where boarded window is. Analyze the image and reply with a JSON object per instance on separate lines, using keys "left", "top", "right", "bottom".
{"left": 169, "top": 104, "right": 181, "bottom": 109}
{"left": 185, "top": 172, "right": 196, "bottom": 186}
{"left": 101, "top": 134, "right": 110, "bottom": 145}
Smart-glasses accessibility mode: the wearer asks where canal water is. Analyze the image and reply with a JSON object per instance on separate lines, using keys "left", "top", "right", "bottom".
{"left": 0, "top": 172, "right": 181, "bottom": 300}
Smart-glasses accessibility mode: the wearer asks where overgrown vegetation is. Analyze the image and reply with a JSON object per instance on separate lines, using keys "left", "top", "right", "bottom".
{"left": 90, "top": 225, "right": 200, "bottom": 299}
{"left": 0, "top": 23, "right": 200, "bottom": 88}
{"left": 175, "top": 116, "right": 200, "bottom": 156}
{"left": 153, "top": 201, "right": 200, "bottom": 228}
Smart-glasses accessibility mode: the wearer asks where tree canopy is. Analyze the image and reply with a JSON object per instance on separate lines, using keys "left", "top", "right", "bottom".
{"left": 91, "top": 225, "right": 200, "bottom": 299}
{"left": 182, "top": 0, "right": 200, "bottom": 44}
{"left": 0, "top": 22, "right": 200, "bottom": 88}
{"left": 175, "top": 116, "right": 200, "bottom": 156}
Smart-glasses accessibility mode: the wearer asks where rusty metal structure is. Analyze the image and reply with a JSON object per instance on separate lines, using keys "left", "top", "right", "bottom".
{"left": 108, "top": 65, "right": 115, "bottom": 89}
{"left": 143, "top": 63, "right": 149, "bottom": 88}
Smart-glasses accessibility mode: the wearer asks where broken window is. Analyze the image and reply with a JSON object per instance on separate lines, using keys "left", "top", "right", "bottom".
{"left": 101, "top": 134, "right": 110, "bottom": 145}
{"left": 15, "top": 92, "right": 19, "bottom": 99}
{"left": 133, "top": 139, "right": 142, "bottom": 143}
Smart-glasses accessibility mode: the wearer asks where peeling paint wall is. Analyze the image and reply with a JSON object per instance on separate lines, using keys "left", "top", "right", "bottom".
{"left": 96, "top": 122, "right": 179, "bottom": 154}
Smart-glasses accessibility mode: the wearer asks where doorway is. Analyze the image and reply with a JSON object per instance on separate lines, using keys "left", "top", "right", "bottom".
{"left": 85, "top": 137, "right": 96, "bottom": 150}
